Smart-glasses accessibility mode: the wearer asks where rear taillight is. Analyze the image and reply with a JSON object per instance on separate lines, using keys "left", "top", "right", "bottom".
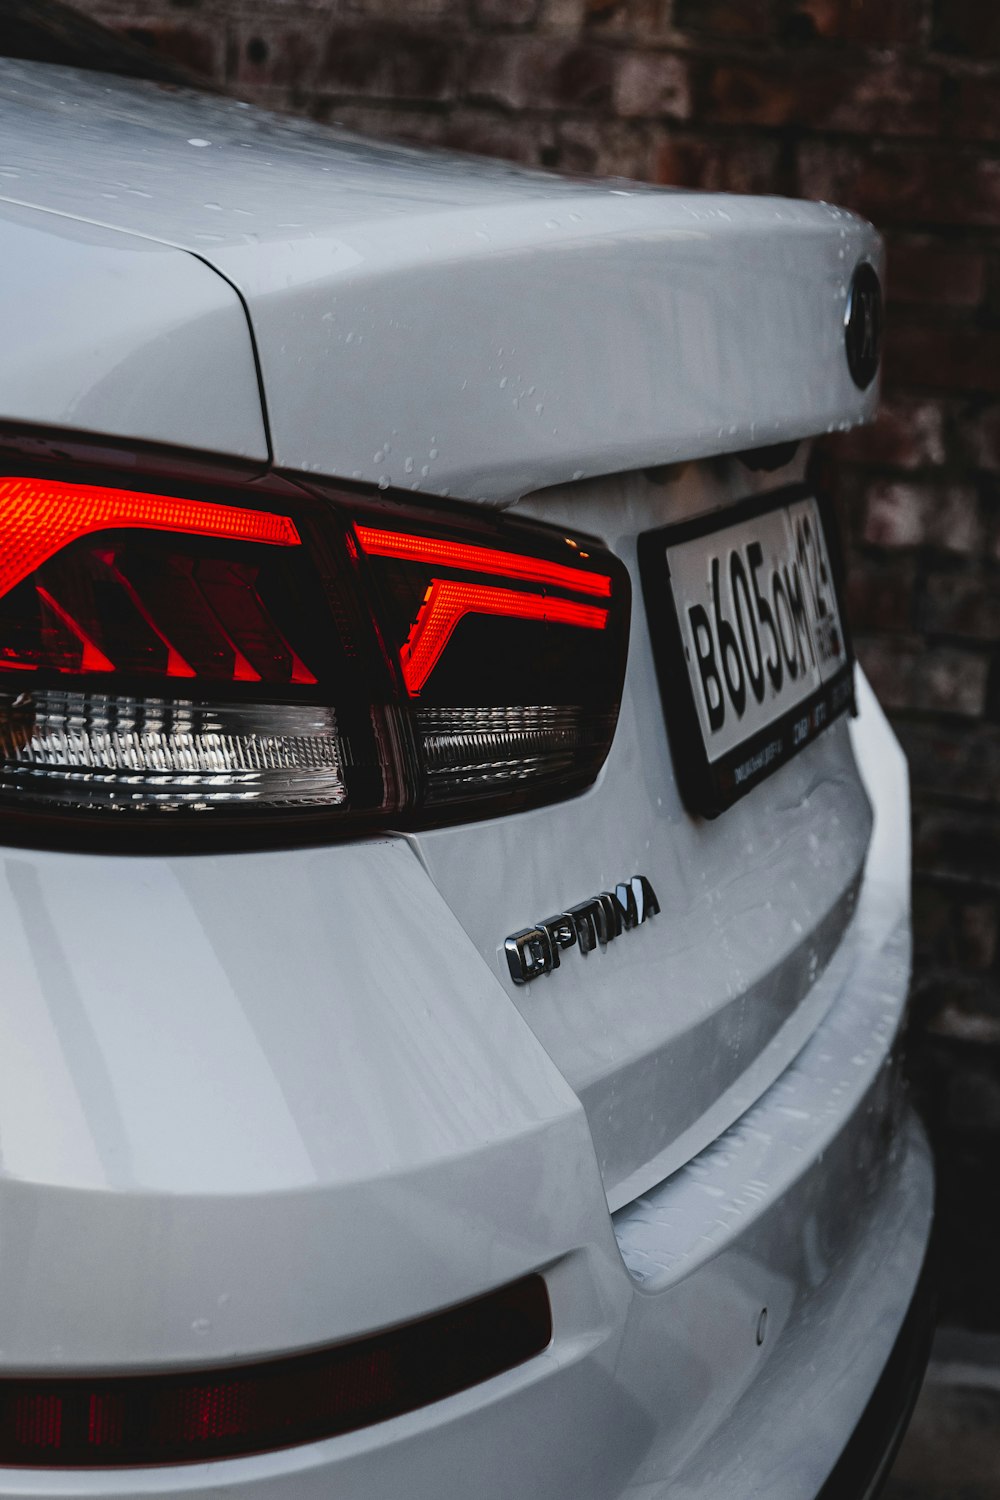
{"left": 0, "top": 468, "right": 629, "bottom": 837}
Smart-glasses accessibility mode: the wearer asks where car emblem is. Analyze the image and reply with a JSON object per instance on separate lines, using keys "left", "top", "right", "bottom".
{"left": 504, "top": 875, "right": 660, "bottom": 984}
{"left": 844, "top": 262, "right": 882, "bottom": 390}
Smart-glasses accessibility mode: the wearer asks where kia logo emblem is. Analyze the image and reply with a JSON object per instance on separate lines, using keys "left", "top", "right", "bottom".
{"left": 844, "top": 262, "right": 882, "bottom": 390}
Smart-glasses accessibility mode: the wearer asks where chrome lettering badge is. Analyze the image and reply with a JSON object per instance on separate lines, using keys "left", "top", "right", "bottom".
{"left": 505, "top": 875, "right": 660, "bottom": 985}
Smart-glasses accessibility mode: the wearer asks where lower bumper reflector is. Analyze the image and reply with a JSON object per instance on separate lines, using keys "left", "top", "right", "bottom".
{"left": 0, "top": 1275, "right": 551, "bottom": 1468}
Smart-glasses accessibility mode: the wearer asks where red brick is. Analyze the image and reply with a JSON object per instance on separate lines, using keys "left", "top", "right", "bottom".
{"left": 613, "top": 50, "right": 692, "bottom": 119}
{"left": 584, "top": 0, "right": 671, "bottom": 35}
{"left": 843, "top": 553, "right": 915, "bottom": 633}
{"left": 886, "top": 241, "right": 986, "bottom": 308}
{"left": 334, "top": 0, "right": 464, "bottom": 15}
{"left": 899, "top": 719, "right": 1000, "bottom": 804}
{"left": 912, "top": 886, "right": 999, "bottom": 973}
{"left": 466, "top": 39, "right": 616, "bottom": 110}
{"left": 798, "top": 141, "right": 1000, "bottom": 228}
{"left": 957, "top": 403, "right": 1000, "bottom": 472}
{"left": 116, "top": 20, "right": 224, "bottom": 83}
{"left": 549, "top": 44, "right": 617, "bottom": 107}
{"left": 925, "top": 998, "right": 1000, "bottom": 1045}
{"left": 952, "top": 73, "right": 1000, "bottom": 143}
{"left": 473, "top": 0, "right": 542, "bottom": 26}
{"left": 861, "top": 481, "right": 922, "bottom": 548}
{"left": 884, "top": 325, "right": 1000, "bottom": 397}
{"left": 863, "top": 478, "right": 982, "bottom": 553}
{"left": 941, "top": 1053, "right": 1000, "bottom": 1136}
{"left": 912, "top": 882, "right": 958, "bottom": 966}
{"left": 835, "top": 395, "right": 947, "bottom": 467}
{"left": 705, "top": 56, "right": 941, "bottom": 136}
{"left": 313, "top": 103, "right": 452, "bottom": 150}
{"left": 230, "top": 25, "right": 323, "bottom": 91}
{"left": 673, "top": 0, "right": 776, "bottom": 38}
{"left": 321, "top": 25, "right": 457, "bottom": 101}
{"left": 554, "top": 117, "right": 655, "bottom": 178}
{"left": 464, "top": 38, "right": 525, "bottom": 109}
{"left": 857, "top": 635, "right": 989, "bottom": 715}
{"left": 916, "top": 809, "right": 1000, "bottom": 887}
{"left": 920, "top": 569, "right": 1000, "bottom": 642}
{"left": 825, "top": 461, "right": 865, "bottom": 539}
{"left": 779, "top": 0, "right": 930, "bottom": 47}
{"left": 933, "top": 0, "right": 1000, "bottom": 56}
{"left": 537, "top": 0, "right": 588, "bottom": 28}
{"left": 654, "top": 133, "right": 784, "bottom": 194}
{"left": 443, "top": 106, "right": 557, "bottom": 166}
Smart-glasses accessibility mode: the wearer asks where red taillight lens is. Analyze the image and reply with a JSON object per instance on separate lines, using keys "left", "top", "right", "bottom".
{"left": 0, "top": 477, "right": 301, "bottom": 598}
{"left": 353, "top": 525, "right": 613, "bottom": 598}
{"left": 0, "top": 1275, "right": 551, "bottom": 1467}
{"left": 0, "top": 465, "right": 629, "bottom": 834}
{"left": 355, "top": 525, "right": 611, "bottom": 695}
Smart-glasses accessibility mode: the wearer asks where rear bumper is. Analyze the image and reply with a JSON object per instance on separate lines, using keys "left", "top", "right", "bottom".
{"left": 817, "top": 1244, "right": 936, "bottom": 1500}
{"left": 0, "top": 677, "right": 932, "bottom": 1497}
{"left": 0, "top": 968, "right": 934, "bottom": 1498}
{"left": 0, "top": 1063, "right": 934, "bottom": 1500}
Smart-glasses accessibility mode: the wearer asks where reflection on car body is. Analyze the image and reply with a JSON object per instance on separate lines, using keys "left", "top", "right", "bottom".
{"left": 0, "top": 17, "right": 931, "bottom": 1499}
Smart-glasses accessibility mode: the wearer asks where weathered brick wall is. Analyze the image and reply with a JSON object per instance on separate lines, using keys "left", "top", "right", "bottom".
{"left": 72, "top": 0, "right": 1000, "bottom": 1326}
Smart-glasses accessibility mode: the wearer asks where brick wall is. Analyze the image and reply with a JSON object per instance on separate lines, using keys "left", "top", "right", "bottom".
{"left": 71, "top": 0, "right": 1000, "bottom": 1328}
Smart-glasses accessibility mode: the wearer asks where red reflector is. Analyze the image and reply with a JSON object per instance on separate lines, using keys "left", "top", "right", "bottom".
{"left": 403, "top": 580, "right": 608, "bottom": 694}
{"left": 0, "top": 1275, "right": 551, "bottom": 1467}
{"left": 88, "top": 1393, "right": 124, "bottom": 1448}
{"left": 355, "top": 524, "right": 612, "bottom": 598}
{"left": 13, "top": 1393, "right": 62, "bottom": 1450}
{"left": 0, "top": 477, "right": 301, "bottom": 602}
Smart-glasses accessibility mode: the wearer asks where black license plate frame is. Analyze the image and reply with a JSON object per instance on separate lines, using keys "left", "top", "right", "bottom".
{"left": 637, "top": 483, "right": 856, "bottom": 819}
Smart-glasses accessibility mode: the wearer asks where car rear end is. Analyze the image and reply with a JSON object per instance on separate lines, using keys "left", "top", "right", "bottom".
{"left": 0, "top": 57, "right": 932, "bottom": 1500}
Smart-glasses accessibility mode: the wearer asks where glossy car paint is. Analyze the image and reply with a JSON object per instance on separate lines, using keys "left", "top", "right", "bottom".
{"left": 423, "top": 452, "right": 874, "bottom": 1210}
{"left": 0, "top": 55, "right": 929, "bottom": 1500}
{"left": 0, "top": 201, "right": 267, "bottom": 461}
{"left": 0, "top": 665, "right": 927, "bottom": 1498}
{"left": 0, "top": 60, "right": 878, "bottom": 502}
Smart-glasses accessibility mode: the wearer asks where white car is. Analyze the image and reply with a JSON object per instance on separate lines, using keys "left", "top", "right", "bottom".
{"left": 0, "top": 35, "right": 931, "bottom": 1500}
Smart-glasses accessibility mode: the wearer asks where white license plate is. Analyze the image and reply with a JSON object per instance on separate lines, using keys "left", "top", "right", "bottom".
{"left": 638, "top": 489, "right": 854, "bottom": 816}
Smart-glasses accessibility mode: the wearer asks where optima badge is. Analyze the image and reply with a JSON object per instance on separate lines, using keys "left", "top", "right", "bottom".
{"left": 504, "top": 875, "right": 660, "bottom": 985}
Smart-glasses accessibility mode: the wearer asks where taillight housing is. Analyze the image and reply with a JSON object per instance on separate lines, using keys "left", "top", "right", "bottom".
{"left": 0, "top": 464, "right": 629, "bottom": 842}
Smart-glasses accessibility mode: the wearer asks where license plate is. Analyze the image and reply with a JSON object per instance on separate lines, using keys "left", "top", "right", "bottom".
{"left": 638, "top": 487, "right": 854, "bottom": 817}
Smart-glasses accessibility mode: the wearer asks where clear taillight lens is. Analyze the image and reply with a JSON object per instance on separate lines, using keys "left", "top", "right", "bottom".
{"left": 0, "top": 468, "right": 629, "bottom": 837}
{"left": 0, "top": 696, "right": 347, "bottom": 812}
